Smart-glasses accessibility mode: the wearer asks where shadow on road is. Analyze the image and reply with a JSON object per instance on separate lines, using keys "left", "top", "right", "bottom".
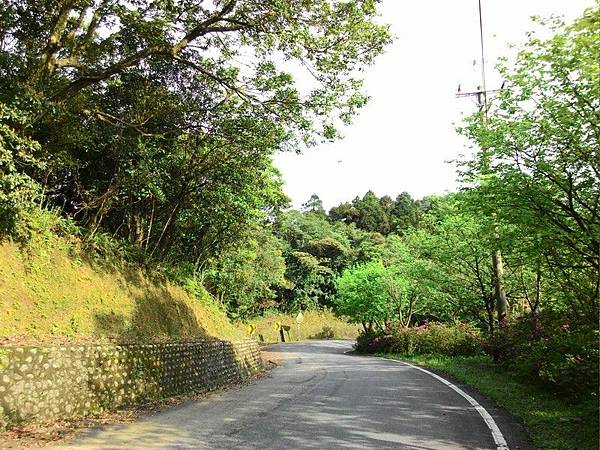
{"left": 57, "top": 340, "right": 515, "bottom": 450}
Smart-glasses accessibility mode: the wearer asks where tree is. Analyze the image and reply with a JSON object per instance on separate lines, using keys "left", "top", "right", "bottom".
{"left": 274, "top": 209, "right": 353, "bottom": 310}
{"left": 301, "top": 194, "right": 326, "bottom": 216}
{"left": 0, "top": 0, "right": 391, "bottom": 269}
{"left": 329, "top": 191, "right": 423, "bottom": 235}
{"left": 382, "top": 235, "right": 444, "bottom": 327}
{"left": 353, "top": 191, "right": 391, "bottom": 234}
{"left": 459, "top": 7, "right": 600, "bottom": 323}
{"left": 203, "top": 226, "right": 287, "bottom": 319}
{"left": 406, "top": 196, "right": 504, "bottom": 331}
{"left": 328, "top": 201, "right": 358, "bottom": 224}
{"left": 392, "top": 192, "right": 421, "bottom": 232}
{"left": 334, "top": 261, "right": 392, "bottom": 332}
{"left": 1, "top": 0, "right": 391, "bottom": 143}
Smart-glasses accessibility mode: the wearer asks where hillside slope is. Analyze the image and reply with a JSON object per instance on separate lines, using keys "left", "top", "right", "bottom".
{"left": 0, "top": 233, "right": 243, "bottom": 345}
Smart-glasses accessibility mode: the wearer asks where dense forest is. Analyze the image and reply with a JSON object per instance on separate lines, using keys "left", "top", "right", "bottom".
{"left": 1, "top": 0, "right": 597, "bottom": 329}
{"left": 0, "top": 0, "right": 598, "bottom": 417}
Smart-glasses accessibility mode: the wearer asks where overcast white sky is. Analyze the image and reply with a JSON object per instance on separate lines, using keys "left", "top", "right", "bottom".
{"left": 274, "top": 0, "right": 595, "bottom": 210}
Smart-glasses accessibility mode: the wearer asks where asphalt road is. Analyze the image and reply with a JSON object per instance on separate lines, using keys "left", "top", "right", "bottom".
{"left": 55, "top": 340, "right": 532, "bottom": 449}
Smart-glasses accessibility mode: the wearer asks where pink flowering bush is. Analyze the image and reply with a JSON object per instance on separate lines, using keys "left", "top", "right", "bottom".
{"left": 484, "top": 313, "right": 599, "bottom": 398}
{"left": 355, "top": 322, "right": 483, "bottom": 356}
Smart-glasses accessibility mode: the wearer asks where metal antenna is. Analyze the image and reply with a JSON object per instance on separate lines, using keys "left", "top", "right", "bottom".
{"left": 455, "top": 0, "right": 501, "bottom": 113}
{"left": 478, "top": 0, "right": 488, "bottom": 118}
{"left": 456, "top": 0, "right": 509, "bottom": 326}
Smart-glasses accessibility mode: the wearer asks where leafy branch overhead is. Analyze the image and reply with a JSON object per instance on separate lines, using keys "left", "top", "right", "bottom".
{"left": 2, "top": 0, "right": 391, "bottom": 143}
{"left": 0, "top": 0, "right": 391, "bottom": 263}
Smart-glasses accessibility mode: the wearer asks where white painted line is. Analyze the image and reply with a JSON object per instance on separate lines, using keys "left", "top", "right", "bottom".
{"left": 346, "top": 351, "right": 509, "bottom": 450}
{"left": 397, "top": 359, "right": 509, "bottom": 450}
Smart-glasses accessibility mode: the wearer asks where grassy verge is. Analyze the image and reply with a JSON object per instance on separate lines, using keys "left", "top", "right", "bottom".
{"left": 0, "top": 230, "right": 244, "bottom": 344}
{"left": 383, "top": 354, "right": 598, "bottom": 450}
{"left": 239, "top": 310, "right": 359, "bottom": 343}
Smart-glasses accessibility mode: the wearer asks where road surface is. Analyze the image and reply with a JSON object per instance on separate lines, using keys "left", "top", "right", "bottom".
{"left": 55, "top": 340, "right": 531, "bottom": 449}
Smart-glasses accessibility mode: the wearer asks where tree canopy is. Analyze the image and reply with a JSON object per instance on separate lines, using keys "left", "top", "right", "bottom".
{"left": 0, "top": 0, "right": 391, "bottom": 265}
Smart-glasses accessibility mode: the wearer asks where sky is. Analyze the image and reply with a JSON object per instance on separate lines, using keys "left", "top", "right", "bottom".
{"left": 273, "top": 0, "right": 595, "bottom": 210}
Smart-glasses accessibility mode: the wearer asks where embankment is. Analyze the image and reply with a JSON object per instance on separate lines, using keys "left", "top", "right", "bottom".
{"left": 0, "top": 231, "right": 260, "bottom": 430}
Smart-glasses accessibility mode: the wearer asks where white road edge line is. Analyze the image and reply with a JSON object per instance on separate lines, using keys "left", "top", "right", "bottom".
{"left": 345, "top": 351, "right": 509, "bottom": 450}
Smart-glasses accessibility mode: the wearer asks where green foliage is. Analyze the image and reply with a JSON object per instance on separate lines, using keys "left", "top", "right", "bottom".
{"left": 301, "top": 194, "right": 326, "bottom": 216}
{"left": 389, "top": 323, "right": 483, "bottom": 357}
{"left": 403, "top": 197, "right": 500, "bottom": 330}
{"left": 458, "top": 7, "right": 600, "bottom": 322}
{"left": 484, "top": 314, "right": 599, "bottom": 399}
{"left": 273, "top": 208, "right": 358, "bottom": 311}
{"left": 329, "top": 190, "right": 424, "bottom": 235}
{"left": 204, "top": 226, "right": 287, "bottom": 319}
{"left": 0, "top": 103, "right": 44, "bottom": 233}
{"left": 0, "top": 0, "right": 391, "bottom": 274}
{"left": 334, "top": 261, "right": 392, "bottom": 329}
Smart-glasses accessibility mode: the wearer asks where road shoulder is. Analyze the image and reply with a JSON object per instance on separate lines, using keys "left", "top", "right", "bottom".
{"left": 372, "top": 354, "right": 535, "bottom": 450}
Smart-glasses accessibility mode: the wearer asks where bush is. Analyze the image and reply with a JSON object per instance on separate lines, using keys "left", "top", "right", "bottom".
{"left": 484, "top": 313, "right": 599, "bottom": 398}
{"left": 389, "top": 323, "right": 483, "bottom": 356}
{"left": 354, "top": 330, "right": 393, "bottom": 353}
{"left": 240, "top": 310, "right": 359, "bottom": 343}
{"left": 354, "top": 323, "right": 482, "bottom": 356}
{"left": 311, "top": 326, "right": 335, "bottom": 339}
{"left": 529, "top": 329, "right": 598, "bottom": 398}
{"left": 354, "top": 330, "right": 377, "bottom": 353}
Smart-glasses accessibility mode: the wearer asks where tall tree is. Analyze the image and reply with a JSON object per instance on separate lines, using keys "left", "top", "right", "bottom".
{"left": 301, "top": 194, "right": 326, "bottom": 216}
{"left": 459, "top": 7, "right": 600, "bottom": 322}
{"left": 0, "top": 0, "right": 392, "bottom": 266}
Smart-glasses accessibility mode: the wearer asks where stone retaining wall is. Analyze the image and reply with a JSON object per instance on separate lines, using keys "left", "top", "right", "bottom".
{"left": 0, "top": 339, "right": 261, "bottom": 429}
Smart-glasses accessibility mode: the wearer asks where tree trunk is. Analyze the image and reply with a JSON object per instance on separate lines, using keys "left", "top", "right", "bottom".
{"left": 492, "top": 249, "right": 508, "bottom": 325}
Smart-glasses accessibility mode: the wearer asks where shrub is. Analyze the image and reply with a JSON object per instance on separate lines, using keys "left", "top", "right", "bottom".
{"left": 354, "top": 323, "right": 482, "bottom": 356}
{"left": 311, "top": 326, "right": 335, "bottom": 339}
{"left": 354, "top": 330, "right": 393, "bottom": 353}
{"left": 389, "top": 327, "right": 419, "bottom": 354}
{"left": 528, "top": 329, "right": 599, "bottom": 398}
{"left": 354, "top": 330, "right": 377, "bottom": 353}
{"left": 389, "top": 323, "right": 483, "bottom": 356}
{"left": 241, "top": 310, "right": 359, "bottom": 343}
{"left": 484, "top": 313, "right": 599, "bottom": 398}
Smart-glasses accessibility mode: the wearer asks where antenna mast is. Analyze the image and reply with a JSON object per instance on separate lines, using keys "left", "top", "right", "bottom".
{"left": 456, "top": 1, "right": 508, "bottom": 328}
{"left": 478, "top": 0, "right": 488, "bottom": 118}
{"left": 455, "top": 0, "right": 500, "bottom": 111}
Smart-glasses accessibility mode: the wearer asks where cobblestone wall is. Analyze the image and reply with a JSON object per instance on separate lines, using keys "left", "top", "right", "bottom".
{"left": 0, "top": 339, "right": 261, "bottom": 429}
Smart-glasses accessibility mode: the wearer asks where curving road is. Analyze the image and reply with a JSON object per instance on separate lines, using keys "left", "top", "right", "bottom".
{"left": 56, "top": 340, "right": 531, "bottom": 449}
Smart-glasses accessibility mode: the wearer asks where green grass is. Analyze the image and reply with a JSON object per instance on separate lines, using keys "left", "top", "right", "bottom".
{"left": 382, "top": 354, "right": 598, "bottom": 449}
{"left": 0, "top": 233, "right": 244, "bottom": 344}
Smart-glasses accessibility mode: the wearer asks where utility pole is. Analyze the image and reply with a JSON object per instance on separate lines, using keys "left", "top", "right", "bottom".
{"left": 456, "top": 0, "right": 508, "bottom": 328}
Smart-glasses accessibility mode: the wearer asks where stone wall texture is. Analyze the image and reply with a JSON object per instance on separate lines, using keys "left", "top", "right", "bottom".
{"left": 0, "top": 339, "right": 262, "bottom": 429}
